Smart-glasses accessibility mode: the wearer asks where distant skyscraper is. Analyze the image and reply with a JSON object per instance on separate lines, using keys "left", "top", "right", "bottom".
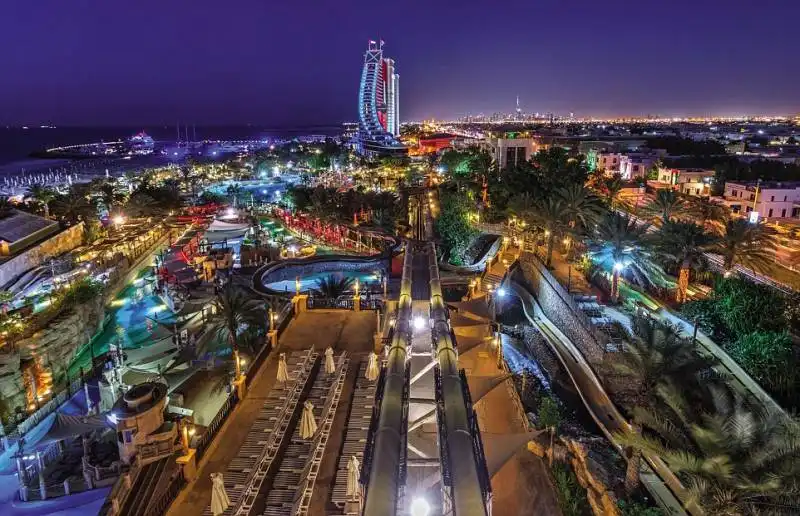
{"left": 357, "top": 40, "right": 406, "bottom": 156}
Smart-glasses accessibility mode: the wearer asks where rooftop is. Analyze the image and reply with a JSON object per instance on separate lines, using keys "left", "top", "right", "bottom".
{"left": 0, "top": 209, "right": 58, "bottom": 244}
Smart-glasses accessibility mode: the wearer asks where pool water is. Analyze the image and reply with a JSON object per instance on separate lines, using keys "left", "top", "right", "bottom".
{"left": 264, "top": 270, "right": 383, "bottom": 294}
{"left": 68, "top": 268, "right": 176, "bottom": 379}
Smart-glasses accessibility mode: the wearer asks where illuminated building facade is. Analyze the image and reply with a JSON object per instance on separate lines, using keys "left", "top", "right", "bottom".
{"left": 357, "top": 40, "right": 406, "bottom": 156}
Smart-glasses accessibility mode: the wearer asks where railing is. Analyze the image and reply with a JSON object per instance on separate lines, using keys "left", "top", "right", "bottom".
{"left": 434, "top": 365, "right": 453, "bottom": 495}
{"left": 308, "top": 297, "right": 354, "bottom": 310}
{"left": 459, "top": 369, "right": 493, "bottom": 508}
{"left": 245, "top": 301, "right": 293, "bottom": 387}
{"left": 195, "top": 389, "right": 238, "bottom": 461}
{"left": 144, "top": 469, "right": 186, "bottom": 516}
{"left": 360, "top": 366, "right": 387, "bottom": 491}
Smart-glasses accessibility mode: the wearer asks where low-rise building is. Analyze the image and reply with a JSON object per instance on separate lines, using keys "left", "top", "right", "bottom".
{"left": 656, "top": 168, "right": 715, "bottom": 196}
{"left": 723, "top": 181, "right": 800, "bottom": 220}
{"left": 486, "top": 136, "right": 537, "bottom": 169}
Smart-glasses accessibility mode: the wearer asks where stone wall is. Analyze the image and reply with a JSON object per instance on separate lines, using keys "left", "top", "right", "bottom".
{"left": 516, "top": 253, "right": 607, "bottom": 365}
{"left": 0, "top": 294, "right": 105, "bottom": 417}
{"left": 0, "top": 223, "right": 84, "bottom": 288}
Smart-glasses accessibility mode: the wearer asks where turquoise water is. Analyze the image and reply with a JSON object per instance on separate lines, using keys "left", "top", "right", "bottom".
{"left": 68, "top": 268, "right": 175, "bottom": 378}
{"left": 264, "top": 270, "right": 383, "bottom": 294}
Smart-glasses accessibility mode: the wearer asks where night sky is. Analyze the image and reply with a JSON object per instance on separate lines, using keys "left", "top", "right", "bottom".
{"left": 3, "top": 0, "right": 799, "bottom": 126}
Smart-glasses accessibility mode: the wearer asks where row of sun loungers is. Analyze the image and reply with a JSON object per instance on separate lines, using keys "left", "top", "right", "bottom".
{"left": 263, "top": 352, "right": 349, "bottom": 516}
{"left": 203, "top": 349, "right": 317, "bottom": 516}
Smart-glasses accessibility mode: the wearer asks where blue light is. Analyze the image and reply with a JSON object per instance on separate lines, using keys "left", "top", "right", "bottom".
{"left": 496, "top": 287, "right": 506, "bottom": 298}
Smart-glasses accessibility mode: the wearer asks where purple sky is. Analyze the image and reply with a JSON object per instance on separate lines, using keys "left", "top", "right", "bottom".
{"left": 2, "top": 0, "right": 799, "bottom": 126}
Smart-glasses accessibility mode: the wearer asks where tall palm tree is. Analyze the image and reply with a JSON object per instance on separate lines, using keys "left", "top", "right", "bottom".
{"left": 558, "top": 184, "right": 605, "bottom": 233}
{"left": 655, "top": 221, "right": 718, "bottom": 302}
{"left": 615, "top": 315, "right": 719, "bottom": 406}
{"left": 528, "top": 198, "right": 569, "bottom": 267}
{"left": 0, "top": 197, "right": 13, "bottom": 218}
{"left": 587, "top": 212, "right": 668, "bottom": 302}
{"left": 94, "top": 181, "right": 126, "bottom": 212}
{"left": 26, "top": 184, "right": 56, "bottom": 218}
{"left": 601, "top": 173, "right": 624, "bottom": 208}
{"left": 314, "top": 275, "right": 355, "bottom": 299}
{"left": 714, "top": 218, "right": 777, "bottom": 274}
{"left": 687, "top": 196, "right": 729, "bottom": 234}
{"left": 51, "top": 191, "right": 95, "bottom": 223}
{"left": 618, "top": 386, "right": 800, "bottom": 515}
{"left": 614, "top": 315, "right": 719, "bottom": 493}
{"left": 207, "top": 284, "right": 266, "bottom": 380}
{"left": 646, "top": 189, "right": 685, "bottom": 225}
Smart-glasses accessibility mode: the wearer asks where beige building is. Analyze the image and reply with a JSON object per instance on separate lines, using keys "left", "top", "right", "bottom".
{"left": 657, "top": 168, "right": 715, "bottom": 196}
{"left": 723, "top": 181, "right": 800, "bottom": 220}
{"left": 485, "top": 136, "right": 538, "bottom": 169}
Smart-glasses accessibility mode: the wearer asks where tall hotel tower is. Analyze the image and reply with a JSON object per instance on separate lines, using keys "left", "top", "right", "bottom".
{"left": 357, "top": 40, "right": 406, "bottom": 156}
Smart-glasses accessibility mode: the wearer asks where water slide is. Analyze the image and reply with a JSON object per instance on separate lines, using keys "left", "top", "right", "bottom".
{"left": 506, "top": 275, "right": 694, "bottom": 516}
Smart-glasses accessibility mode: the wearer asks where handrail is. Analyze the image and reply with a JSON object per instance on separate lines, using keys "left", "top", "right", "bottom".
{"left": 363, "top": 242, "right": 413, "bottom": 516}
{"left": 428, "top": 241, "right": 489, "bottom": 516}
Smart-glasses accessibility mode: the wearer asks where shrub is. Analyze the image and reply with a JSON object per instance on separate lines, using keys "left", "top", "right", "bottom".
{"left": 538, "top": 395, "right": 562, "bottom": 432}
{"left": 551, "top": 463, "right": 590, "bottom": 516}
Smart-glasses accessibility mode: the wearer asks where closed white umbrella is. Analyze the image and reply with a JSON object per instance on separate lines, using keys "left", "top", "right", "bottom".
{"left": 276, "top": 353, "right": 289, "bottom": 383}
{"left": 365, "top": 352, "right": 379, "bottom": 381}
{"left": 210, "top": 472, "right": 231, "bottom": 515}
{"left": 300, "top": 400, "right": 317, "bottom": 439}
{"left": 324, "top": 347, "right": 336, "bottom": 375}
{"left": 346, "top": 455, "right": 361, "bottom": 501}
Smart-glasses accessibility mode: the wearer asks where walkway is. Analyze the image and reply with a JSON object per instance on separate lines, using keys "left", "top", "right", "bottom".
{"left": 451, "top": 279, "right": 561, "bottom": 514}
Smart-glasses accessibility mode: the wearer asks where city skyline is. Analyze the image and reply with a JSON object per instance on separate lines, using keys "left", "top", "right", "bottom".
{"left": 2, "top": 0, "right": 800, "bottom": 126}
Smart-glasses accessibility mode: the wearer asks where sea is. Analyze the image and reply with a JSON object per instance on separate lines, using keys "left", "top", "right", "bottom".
{"left": 0, "top": 124, "right": 344, "bottom": 173}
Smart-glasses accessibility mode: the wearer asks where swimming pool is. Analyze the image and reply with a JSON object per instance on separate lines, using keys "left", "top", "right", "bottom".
{"left": 263, "top": 270, "right": 383, "bottom": 294}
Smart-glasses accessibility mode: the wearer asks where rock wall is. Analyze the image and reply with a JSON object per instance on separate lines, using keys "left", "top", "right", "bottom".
{"left": 528, "top": 436, "right": 624, "bottom": 516}
{"left": 516, "top": 254, "right": 607, "bottom": 365}
{"left": 0, "top": 295, "right": 105, "bottom": 417}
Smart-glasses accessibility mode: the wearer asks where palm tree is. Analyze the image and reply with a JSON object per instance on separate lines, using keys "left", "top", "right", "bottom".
{"left": 51, "top": 191, "right": 95, "bottom": 223}
{"left": 587, "top": 212, "right": 667, "bottom": 302}
{"left": 714, "top": 218, "right": 777, "bottom": 274}
{"left": 94, "top": 181, "right": 126, "bottom": 212}
{"left": 26, "top": 184, "right": 56, "bottom": 218}
{"left": 617, "top": 387, "right": 800, "bottom": 515}
{"left": 226, "top": 184, "right": 242, "bottom": 208}
{"left": 601, "top": 173, "right": 624, "bottom": 208}
{"left": 0, "top": 197, "right": 13, "bottom": 218}
{"left": 207, "top": 284, "right": 266, "bottom": 380}
{"left": 615, "top": 315, "right": 718, "bottom": 406}
{"left": 558, "top": 183, "right": 605, "bottom": 233}
{"left": 687, "top": 196, "right": 729, "bottom": 233}
{"left": 528, "top": 198, "right": 569, "bottom": 267}
{"left": 314, "top": 275, "right": 354, "bottom": 299}
{"left": 655, "top": 221, "right": 718, "bottom": 302}
{"left": 645, "top": 189, "right": 685, "bottom": 225}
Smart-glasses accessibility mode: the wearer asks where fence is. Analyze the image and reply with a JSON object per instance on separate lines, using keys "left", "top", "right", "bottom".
{"left": 195, "top": 389, "right": 238, "bottom": 461}
{"left": 145, "top": 470, "right": 186, "bottom": 516}
{"left": 307, "top": 297, "right": 383, "bottom": 311}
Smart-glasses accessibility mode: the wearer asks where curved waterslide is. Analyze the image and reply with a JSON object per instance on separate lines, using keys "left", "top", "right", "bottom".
{"left": 428, "top": 242, "right": 489, "bottom": 515}
{"left": 364, "top": 242, "right": 413, "bottom": 516}
{"left": 506, "top": 272, "right": 696, "bottom": 516}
